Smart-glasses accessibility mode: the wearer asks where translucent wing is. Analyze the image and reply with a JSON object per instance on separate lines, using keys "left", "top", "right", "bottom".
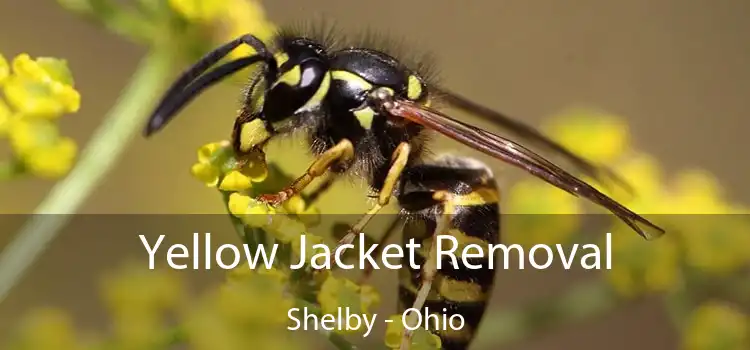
{"left": 382, "top": 97, "right": 665, "bottom": 240}
{"left": 434, "top": 87, "right": 633, "bottom": 194}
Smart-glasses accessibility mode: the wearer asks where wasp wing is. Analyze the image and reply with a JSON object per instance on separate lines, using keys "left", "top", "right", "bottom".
{"left": 384, "top": 98, "right": 665, "bottom": 240}
{"left": 433, "top": 87, "right": 632, "bottom": 194}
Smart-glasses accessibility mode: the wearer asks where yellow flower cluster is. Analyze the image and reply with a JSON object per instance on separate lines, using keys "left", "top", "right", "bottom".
{"left": 0, "top": 53, "right": 80, "bottom": 179}
{"left": 537, "top": 108, "right": 750, "bottom": 296}
{"left": 101, "top": 264, "right": 184, "bottom": 348}
{"left": 683, "top": 301, "right": 749, "bottom": 350}
{"left": 5, "top": 263, "right": 303, "bottom": 350}
{"left": 504, "top": 179, "right": 583, "bottom": 247}
{"left": 604, "top": 229, "right": 681, "bottom": 297}
{"left": 190, "top": 141, "right": 268, "bottom": 191}
{"left": 191, "top": 140, "right": 321, "bottom": 245}
{"left": 317, "top": 276, "right": 381, "bottom": 335}
{"left": 168, "top": 0, "right": 277, "bottom": 59}
{"left": 190, "top": 140, "right": 387, "bottom": 343}
{"left": 5, "top": 308, "right": 87, "bottom": 350}
{"left": 185, "top": 266, "right": 299, "bottom": 350}
{"left": 384, "top": 314, "right": 443, "bottom": 350}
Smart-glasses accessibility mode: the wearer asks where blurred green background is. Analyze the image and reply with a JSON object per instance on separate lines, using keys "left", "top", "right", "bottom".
{"left": 0, "top": 0, "right": 749, "bottom": 349}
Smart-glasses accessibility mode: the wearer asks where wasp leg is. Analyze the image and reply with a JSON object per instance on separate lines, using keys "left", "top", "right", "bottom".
{"left": 357, "top": 217, "right": 402, "bottom": 285}
{"left": 400, "top": 191, "right": 456, "bottom": 350}
{"left": 304, "top": 172, "right": 340, "bottom": 207}
{"left": 331, "top": 142, "right": 411, "bottom": 257}
{"left": 257, "top": 139, "right": 355, "bottom": 206}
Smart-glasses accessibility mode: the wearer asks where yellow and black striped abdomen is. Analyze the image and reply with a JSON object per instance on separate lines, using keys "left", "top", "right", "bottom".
{"left": 396, "top": 156, "right": 500, "bottom": 350}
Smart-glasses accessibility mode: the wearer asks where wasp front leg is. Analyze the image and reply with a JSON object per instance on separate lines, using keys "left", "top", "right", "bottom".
{"left": 256, "top": 139, "right": 355, "bottom": 206}
{"left": 330, "top": 142, "right": 411, "bottom": 254}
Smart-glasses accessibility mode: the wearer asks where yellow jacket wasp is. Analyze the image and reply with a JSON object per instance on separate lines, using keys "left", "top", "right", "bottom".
{"left": 144, "top": 25, "right": 665, "bottom": 350}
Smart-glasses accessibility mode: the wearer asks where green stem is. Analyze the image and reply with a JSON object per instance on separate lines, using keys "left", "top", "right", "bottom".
{"left": 0, "top": 50, "right": 174, "bottom": 304}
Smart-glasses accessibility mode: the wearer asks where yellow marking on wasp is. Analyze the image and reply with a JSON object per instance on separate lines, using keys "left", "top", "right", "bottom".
{"left": 275, "top": 65, "right": 301, "bottom": 87}
{"left": 249, "top": 79, "right": 266, "bottom": 114}
{"left": 435, "top": 277, "right": 487, "bottom": 302}
{"left": 354, "top": 107, "right": 376, "bottom": 129}
{"left": 274, "top": 52, "right": 290, "bottom": 66}
{"left": 331, "top": 70, "right": 373, "bottom": 90}
{"left": 400, "top": 270, "right": 442, "bottom": 300}
{"left": 380, "top": 86, "right": 396, "bottom": 96}
{"left": 239, "top": 119, "right": 270, "bottom": 152}
{"left": 407, "top": 75, "right": 423, "bottom": 100}
{"left": 299, "top": 73, "right": 331, "bottom": 111}
{"left": 311, "top": 73, "right": 331, "bottom": 104}
{"left": 450, "top": 187, "right": 500, "bottom": 206}
{"left": 416, "top": 230, "right": 490, "bottom": 259}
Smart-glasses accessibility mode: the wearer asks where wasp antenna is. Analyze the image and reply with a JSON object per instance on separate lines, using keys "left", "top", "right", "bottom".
{"left": 144, "top": 56, "right": 268, "bottom": 136}
{"left": 144, "top": 34, "right": 276, "bottom": 137}
{"left": 623, "top": 213, "right": 666, "bottom": 240}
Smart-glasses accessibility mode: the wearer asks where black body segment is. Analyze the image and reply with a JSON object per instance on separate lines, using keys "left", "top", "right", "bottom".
{"left": 397, "top": 156, "right": 500, "bottom": 350}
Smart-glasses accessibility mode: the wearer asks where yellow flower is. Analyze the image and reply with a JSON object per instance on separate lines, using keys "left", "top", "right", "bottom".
{"left": 168, "top": 0, "right": 277, "bottom": 60}
{"left": 168, "top": 0, "right": 227, "bottom": 23}
{"left": 291, "top": 232, "right": 327, "bottom": 265}
{"left": 603, "top": 227, "right": 681, "bottom": 297}
{"left": 101, "top": 266, "right": 184, "bottom": 348}
{"left": 101, "top": 264, "right": 184, "bottom": 317}
{"left": 219, "top": 0, "right": 278, "bottom": 60}
{"left": 384, "top": 315, "right": 442, "bottom": 350}
{"left": 23, "top": 136, "right": 77, "bottom": 178}
{"left": 283, "top": 195, "right": 307, "bottom": 214}
{"left": 227, "top": 192, "right": 278, "bottom": 228}
{"left": 218, "top": 170, "right": 253, "bottom": 191}
{"left": 227, "top": 191, "right": 314, "bottom": 245}
{"left": 507, "top": 179, "right": 582, "bottom": 215}
{"left": 10, "top": 308, "right": 82, "bottom": 350}
{"left": 197, "top": 141, "right": 228, "bottom": 163}
{"left": 255, "top": 266, "right": 290, "bottom": 285}
{"left": 505, "top": 179, "right": 582, "bottom": 247}
{"left": 226, "top": 265, "right": 290, "bottom": 290}
{"left": 284, "top": 194, "right": 322, "bottom": 227}
{"left": 190, "top": 141, "right": 267, "bottom": 190}
{"left": 215, "top": 281, "right": 293, "bottom": 326}
{"left": 185, "top": 275, "right": 298, "bottom": 350}
{"left": 604, "top": 153, "right": 666, "bottom": 211}
{"left": 663, "top": 169, "right": 730, "bottom": 214}
{"left": 191, "top": 162, "right": 220, "bottom": 186}
{"left": 7, "top": 118, "right": 78, "bottom": 178}
{"left": 267, "top": 214, "right": 306, "bottom": 243}
{"left": 0, "top": 53, "right": 80, "bottom": 180}
{"left": 317, "top": 276, "right": 381, "bottom": 335}
{"left": 0, "top": 98, "right": 12, "bottom": 135}
{"left": 543, "top": 108, "right": 631, "bottom": 164}
{"left": 0, "top": 54, "right": 8, "bottom": 85}
{"left": 679, "top": 214, "right": 750, "bottom": 275}
{"left": 683, "top": 301, "right": 748, "bottom": 350}
{"left": 12, "top": 54, "right": 75, "bottom": 84}
{"left": 4, "top": 54, "right": 80, "bottom": 118}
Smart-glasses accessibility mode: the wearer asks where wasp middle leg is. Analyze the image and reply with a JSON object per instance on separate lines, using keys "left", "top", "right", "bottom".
{"left": 329, "top": 142, "right": 412, "bottom": 255}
